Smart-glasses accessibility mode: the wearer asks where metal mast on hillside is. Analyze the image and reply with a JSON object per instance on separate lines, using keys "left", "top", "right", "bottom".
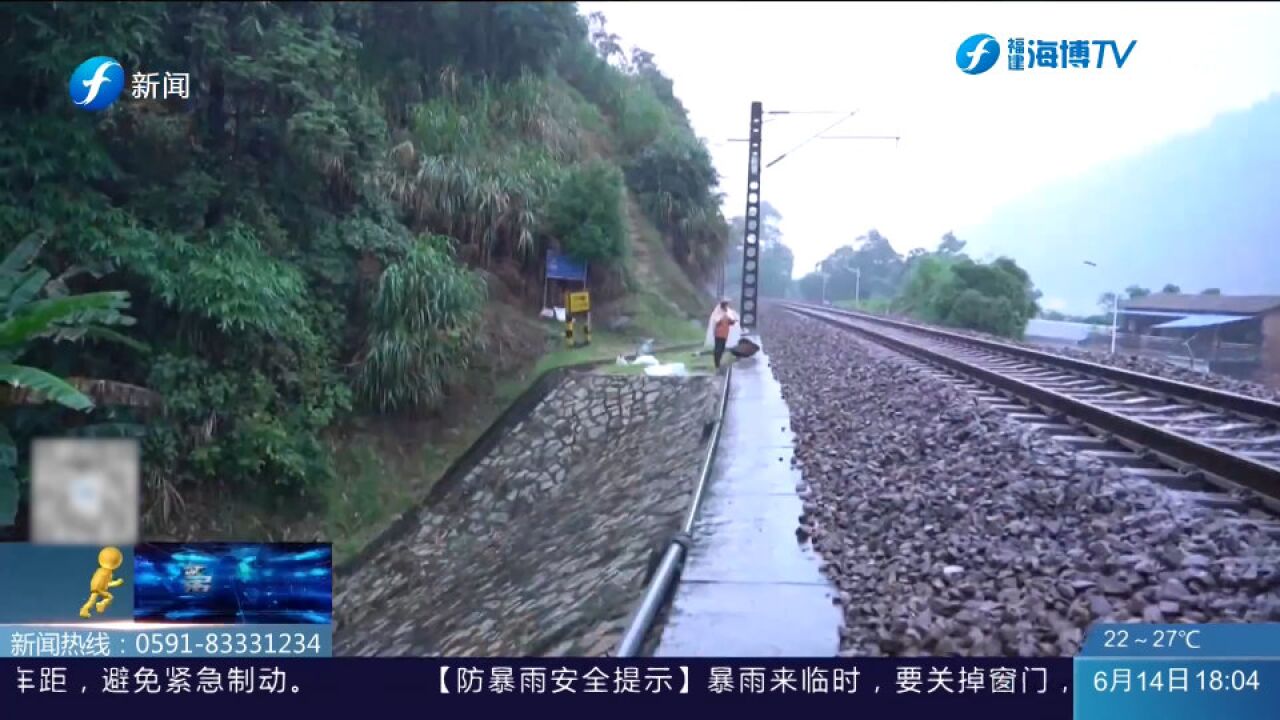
{"left": 733, "top": 103, "right": 900, "bottom": 333}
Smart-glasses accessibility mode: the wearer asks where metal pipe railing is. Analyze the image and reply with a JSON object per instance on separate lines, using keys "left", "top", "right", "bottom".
{"left": 614, "top": 364, "right": 734, "bottom": 657}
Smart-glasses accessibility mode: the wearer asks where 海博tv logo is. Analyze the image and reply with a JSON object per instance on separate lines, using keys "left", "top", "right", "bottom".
{"left": 957, "top": 34, "right": 1136, "bottom": 75}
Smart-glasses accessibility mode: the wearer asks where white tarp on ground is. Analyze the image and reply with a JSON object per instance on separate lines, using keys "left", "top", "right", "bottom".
{"left": 644, "top": 363, "right": 687, "bottom": 377}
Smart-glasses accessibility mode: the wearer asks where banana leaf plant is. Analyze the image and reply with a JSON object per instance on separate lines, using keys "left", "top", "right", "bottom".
{"left": 0, "top": 235, "right": 158, "bottom": 525}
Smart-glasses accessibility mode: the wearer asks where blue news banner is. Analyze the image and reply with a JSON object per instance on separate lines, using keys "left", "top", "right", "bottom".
{"left": 2, "top": 657, "right": 1073, "bottom": 717}
{"left": 3, "top": 624, "right": 1279, "bottom": 716}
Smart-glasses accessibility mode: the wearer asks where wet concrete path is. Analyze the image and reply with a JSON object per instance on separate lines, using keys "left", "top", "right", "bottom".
{"left": 655, "top": 338, "right": 841, "bottom": 656}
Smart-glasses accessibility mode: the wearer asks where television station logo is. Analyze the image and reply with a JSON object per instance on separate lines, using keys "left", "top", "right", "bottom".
{"left": 68, "top": 56, "right": 190, "bottom": 112}
{"left": 68, "top": 56, "right": 124, "bottom": 111}
{"left": 956, "top": 34, "right": 1137, "bottom": 75}
{"left": 957, "top": 34, "right": 1000, "bottom": 75}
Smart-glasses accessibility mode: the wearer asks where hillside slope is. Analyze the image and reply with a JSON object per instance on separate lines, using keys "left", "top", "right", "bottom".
{"left": 965, "top": 94, "right": 1280, "bottom": 314}
{"left": 0, "top": 3, "right": 725, "bottom": 537}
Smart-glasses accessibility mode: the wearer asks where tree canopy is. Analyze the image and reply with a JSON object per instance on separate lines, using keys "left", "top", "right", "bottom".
{"left": 795, "top": 231, "right": 1041, "bottom": 339}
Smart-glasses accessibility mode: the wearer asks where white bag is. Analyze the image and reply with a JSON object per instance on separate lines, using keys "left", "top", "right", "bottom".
{"left": 644, "top": 363, "right": 687, "bottom": 377}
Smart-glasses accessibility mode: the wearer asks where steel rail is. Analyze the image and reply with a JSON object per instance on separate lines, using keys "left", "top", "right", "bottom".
{"left": 615, "top": 365, "right": 734, "bottom": 657}
{"left": 783, "top": 304, "right": 1280, "bottom": 501}
{"left": 783, "top": 302, "right": 1280, "bottom": 423}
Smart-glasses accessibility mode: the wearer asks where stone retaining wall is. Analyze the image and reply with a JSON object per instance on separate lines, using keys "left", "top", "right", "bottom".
{"left": 334, "top": 373, "right": 721, "bottom": 656}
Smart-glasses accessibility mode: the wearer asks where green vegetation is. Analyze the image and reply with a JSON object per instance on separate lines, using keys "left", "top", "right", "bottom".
{"left": 625, "top": 198, "right": 709, "bottom": 318}
{"left": 0, "top": 237, "right": 157, "bottom": 522}
{"left": 723, "top": 202, "right": 795, "bottom": 299}
{"left": 624, "top": 130, "right": 726, "bottom": 277}
{"left": 836, "top": 297, "right": 894, "bottom": 314}
{"left": 356, "top": 237, "right": 486, "bottom": 413}
{"left": 796, "top": 229, "right": 910, "bottom": 303}
{"left": 546, "top": 161, "right": 627, "bottom": 266}
{"left": 798, "top": 231, "right": 1041, "bottom": 339}
{"left": 0, "top": 3, "right": 725, "bottom": 538}
{"left": 902, "top": 256, "right": 1040, "bottom": 338}
{"left": 623, "top": 290, "right": 705, "bottom": 345}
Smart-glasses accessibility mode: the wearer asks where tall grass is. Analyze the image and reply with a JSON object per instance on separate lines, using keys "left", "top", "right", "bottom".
{"left": 381, "top": 70, "right": 597, "bottom": 266}
{"left": 616, "top": 87, "right": 667, "bottom": 154}
{"left": 355, "top": 236, "right": 487, "bottom": 412}
{"left": 389, "top": 154, "right": 557, "bottom": 263}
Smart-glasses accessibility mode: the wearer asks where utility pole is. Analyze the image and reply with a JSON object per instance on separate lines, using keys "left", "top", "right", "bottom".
{"left": 737, "top": 102, "right": 764, "bottom": 331}
{"left": 734, "top": 103, "right": 899, "bottom": 332}
{"left": 1111, "top": 291, "right": 1119, "bottom": 355}
{"left": 1084, "top": 260, "right": 1119, "bottom": 354}
{"left": 854, "top": 267, "right": 861, "bottom": 308}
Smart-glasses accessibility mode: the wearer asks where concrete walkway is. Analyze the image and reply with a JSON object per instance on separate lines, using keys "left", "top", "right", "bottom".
{"left": 655, "top": 338, "right": 840, "bottom": 656}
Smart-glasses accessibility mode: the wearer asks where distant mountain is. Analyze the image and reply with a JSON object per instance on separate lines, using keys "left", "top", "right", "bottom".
{"left": 962, "top": 94, "right": 1280, "bottom": 315}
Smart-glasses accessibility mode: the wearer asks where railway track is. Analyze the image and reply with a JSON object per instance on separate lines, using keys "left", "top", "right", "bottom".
{"left": 781, "top": 302, "right": 1280, "bottom": 521}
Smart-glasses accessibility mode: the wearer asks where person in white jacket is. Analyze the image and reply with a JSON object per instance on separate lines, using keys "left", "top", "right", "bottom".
{"left": 706, "top": 299, "right": 740, "bottom": 370}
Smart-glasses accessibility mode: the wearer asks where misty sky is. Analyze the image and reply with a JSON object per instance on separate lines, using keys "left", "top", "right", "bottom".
{"left": 580, "top": 1, "right": 1280, "bottom": 287}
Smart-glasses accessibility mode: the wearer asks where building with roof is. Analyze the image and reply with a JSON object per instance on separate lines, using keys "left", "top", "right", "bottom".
{"left": 1116, "top": 293, "right": 1280, "bottom": 383}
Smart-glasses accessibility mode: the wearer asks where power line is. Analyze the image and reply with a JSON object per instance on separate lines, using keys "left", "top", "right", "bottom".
{"left": 820, "top": 135, "right": 901, "bottom": 141}
{"left": 765, "top": 111, "right": 858, "bottom": 169}
{"left": 766, "top": 110, "right": 857, "bottom": 116}
{"left": 726, "top": 134, "right": 899, "bottom": 143}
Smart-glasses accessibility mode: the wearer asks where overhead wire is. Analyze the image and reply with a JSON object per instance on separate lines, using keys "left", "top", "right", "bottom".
{"left": 764, "top": 110, "right": 859, "bottom": 169}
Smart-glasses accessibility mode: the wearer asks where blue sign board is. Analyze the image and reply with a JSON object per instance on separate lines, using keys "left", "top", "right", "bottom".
{"left": 546, "top": 250, "right": 587, "bottom": 282}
